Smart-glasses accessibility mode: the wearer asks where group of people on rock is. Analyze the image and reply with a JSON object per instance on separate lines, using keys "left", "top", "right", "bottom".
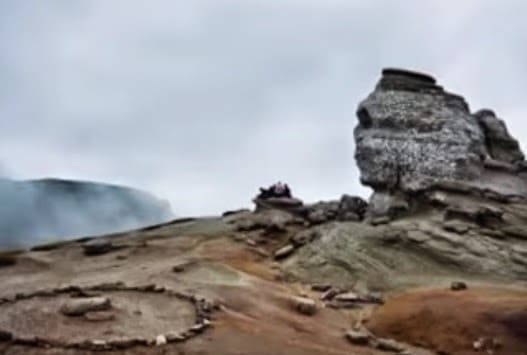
{"left": 257, "top": 181, "right": 292, "bottom": 199}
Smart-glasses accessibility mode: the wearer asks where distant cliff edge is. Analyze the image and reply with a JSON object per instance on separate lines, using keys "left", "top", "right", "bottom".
{"left": 0, "top": 178, "right": 173, "bottom": 248}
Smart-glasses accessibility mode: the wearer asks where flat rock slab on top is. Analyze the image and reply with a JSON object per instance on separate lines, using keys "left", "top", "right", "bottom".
{"left": 253, "top": 197, "right": 303, "bottom": 208}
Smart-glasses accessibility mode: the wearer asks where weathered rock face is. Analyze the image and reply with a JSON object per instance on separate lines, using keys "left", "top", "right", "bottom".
{"left": 355, "top": 68, "right": 527, "bottom": 214}
{"left": 474, "top": 109, "right": 524, "bottom": 164}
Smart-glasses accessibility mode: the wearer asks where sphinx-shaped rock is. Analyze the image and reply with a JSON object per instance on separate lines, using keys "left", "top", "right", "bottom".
{"left": 355, "top": 68, "right": 527, "bottom": 215}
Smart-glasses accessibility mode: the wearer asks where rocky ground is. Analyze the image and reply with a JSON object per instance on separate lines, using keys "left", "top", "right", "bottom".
{"left": 1, "top": 68, "right": 527, "bottom": 355}
{"left": 0, "top": 197, "right": 525, "bottom": 355}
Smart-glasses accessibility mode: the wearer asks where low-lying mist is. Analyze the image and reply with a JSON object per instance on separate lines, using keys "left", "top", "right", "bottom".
{"left": 0, "top": 178, "right": 174, "bottom": 249}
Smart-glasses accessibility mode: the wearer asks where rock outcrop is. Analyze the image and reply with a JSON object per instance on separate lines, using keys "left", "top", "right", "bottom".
{"left": 355, "top": 68, "right": 527, "bottom": 215}
{"left": 283, "top": 69, "right": 527, "bottom": 292}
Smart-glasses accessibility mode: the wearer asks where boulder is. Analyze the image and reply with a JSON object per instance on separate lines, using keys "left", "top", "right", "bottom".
{"left": 60, "top": 297, "right": 112, "bottom": 316}
{"left": 306, "top": 201, "right": 339, "bottom": 224}
{"left": 338, "top": 194, "right": 368, "bottom": 219}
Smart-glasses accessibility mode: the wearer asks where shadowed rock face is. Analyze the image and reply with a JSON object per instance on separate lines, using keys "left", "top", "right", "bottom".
{"left": 474, "top": 109, "right": 524, "bottom": 164}
{"left": 355, "top": 68, "right": 527, "bottom": 215}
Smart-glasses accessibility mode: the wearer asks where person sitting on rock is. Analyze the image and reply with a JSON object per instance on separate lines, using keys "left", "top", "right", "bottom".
{"left": 257, "top": 187, "right": 273, "bottom": 199}
{"left": 257, "top": 181, "right": 293, "bottom": 199}
{"left": 272, "top": 181, "right": 286, "bottom": 196}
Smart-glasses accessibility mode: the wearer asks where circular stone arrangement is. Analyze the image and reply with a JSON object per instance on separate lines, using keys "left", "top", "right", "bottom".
{"left": 0, "top": 282, "right": 216, "bottom": 351}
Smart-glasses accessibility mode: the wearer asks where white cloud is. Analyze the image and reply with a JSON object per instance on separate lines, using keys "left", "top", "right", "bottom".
{"left": 1, "top": 0, "right": 526, "bottom": 215}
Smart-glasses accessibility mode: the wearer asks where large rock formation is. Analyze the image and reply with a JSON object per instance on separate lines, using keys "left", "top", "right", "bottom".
{"left": 355, "top": 68, "right": 527, "bottom": 215}
{"left": 282, "top": 69, "right": 527, "bottom": 292}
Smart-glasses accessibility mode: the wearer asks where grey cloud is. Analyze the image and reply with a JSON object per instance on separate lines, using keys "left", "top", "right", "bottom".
{"left": 1, "top": 0, "right": 527, "bottom": 216}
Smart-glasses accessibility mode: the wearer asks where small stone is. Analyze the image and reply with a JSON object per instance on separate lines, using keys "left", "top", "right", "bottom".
{"left": 154, "top": 285, "right": 165, "bottom": 293}
{"left": 165, "top": 331, "right": 186, "bottom": 342}
{"left": 345, "top": 329, "right": 370, "bottom": 345}
{"left": 60, "top": 297, "right": 112, "bottom": 316}
{"left": 82, "top": 239, "right": 115, "bottom": 256}
{"left": 172, "top": 263, "right": 188, "bottom": 272}
{"left": 291, "top": 296, "right": 317, "bottom": 316}
{"left": 320, "top": 288, "right": 339, "bottom": 301}
{"left": 335, "top": 292, "right": 360, "bottom": 302}
{"left": 450, "top": 281, "right": 468, "bottom": 291}
{"left": 245, "top": 238, "right": 258, "bottom": 247}
{"left": 165, "top": 332, "right": 187, "bottom": 343}
{"left": 376, "top": 338, "right": 406, "bottom": 352}
{"left": 155, "top": 335, "right": 167, "bottom": 346}
{"left": 90, "top": 340, "right": 109, "bottom": 351}
{"left": 405, "top": 230, "right": 430, "bottom": 243}
{"left": 274, "top": 244, "right": 295, "bottom": 260}
{"left": 473, "top": 337, "right": 486, "bottom": 351}
{"left": 189, "top": 323, "right": 207, "bottom": 334}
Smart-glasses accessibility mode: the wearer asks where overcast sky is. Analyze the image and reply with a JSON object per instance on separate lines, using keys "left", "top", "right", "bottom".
{"left": 1, "top": 1, "right": 527, "bottom": 216}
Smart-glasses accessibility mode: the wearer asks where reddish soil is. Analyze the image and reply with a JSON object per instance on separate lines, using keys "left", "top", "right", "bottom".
{"left": 367, "top": 287, "right": 527, "bottom": 355}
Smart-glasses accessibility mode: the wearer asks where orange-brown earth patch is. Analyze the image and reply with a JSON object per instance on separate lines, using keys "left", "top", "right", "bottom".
{"left": 368, "top": 287, "right": 527, "bottom": 355}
